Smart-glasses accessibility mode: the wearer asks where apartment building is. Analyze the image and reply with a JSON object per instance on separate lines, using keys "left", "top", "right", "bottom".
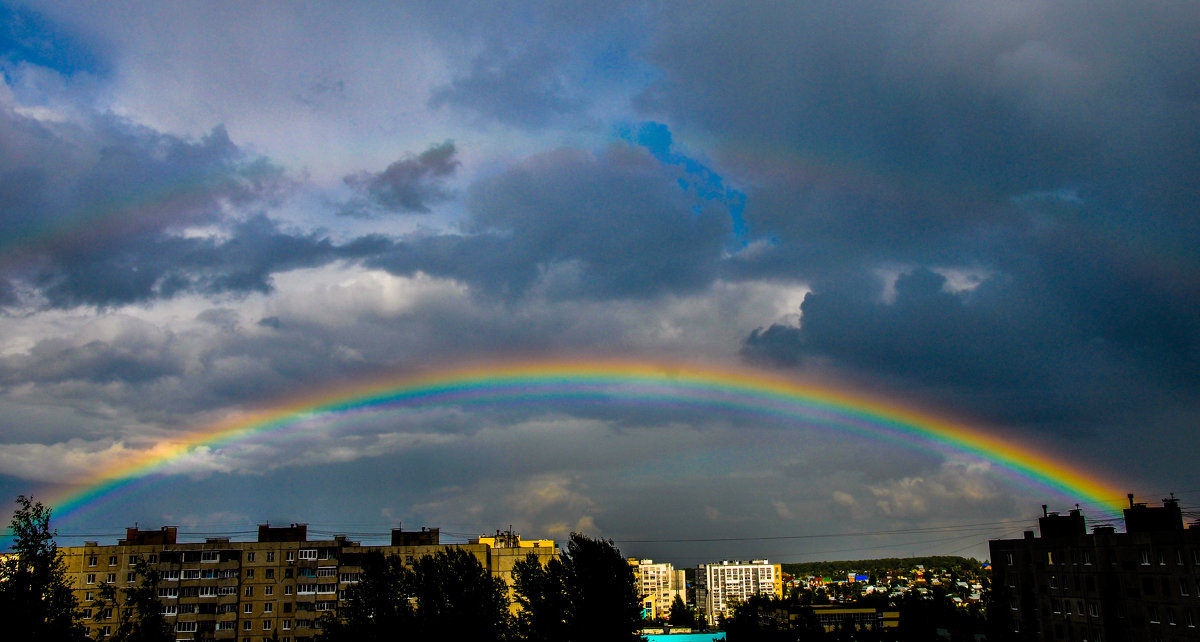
{"left": 990, "top": 496, "right": 1200, "bottom": 641}
{"left": 628, "top": 558, "right": 687, "bottom": 620}
{"left": 697, "top": 559, "right": 783, "bottom": 624}
{"left": 61, "top": 524, "right": 555, "bottom": 642}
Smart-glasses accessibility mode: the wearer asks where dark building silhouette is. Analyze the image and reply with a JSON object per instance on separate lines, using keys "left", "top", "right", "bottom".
{"left": 991, "top": 496, "right": 1200, "bottom": 641}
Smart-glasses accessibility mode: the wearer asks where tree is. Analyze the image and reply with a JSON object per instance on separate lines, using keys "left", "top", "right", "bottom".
{"left": 667, "top": 594, "right": 696, "bottom": 628}
{"left": 317, "top": 551, "right": 413, "bottom": 642}
{"left": 409, "top": 547, "right": 513, "bottom": 640}
{"left": 512, "top": 532, "right": 644, "bottom": 642}
{"left": 0, "top": 495, "right": 88, "bottom": 641}
{"left": 90, "top": 557, "right": 173, "bottom": 642}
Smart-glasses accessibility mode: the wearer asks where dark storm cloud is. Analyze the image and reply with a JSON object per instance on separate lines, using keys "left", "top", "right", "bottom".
{"left": 31, "top": 214, "right": 391, "bottom": 308}
{"left": 341, "top": 141, "right": 459, "bottom": 215}
{"left": 429, "top": 44, "right": 583, "bottom": 128}
{"left": 370, "top": 142, "right": 733, "bottom": 300}
{"left": 0, "top": 106, "right": 398, "bottom": 307}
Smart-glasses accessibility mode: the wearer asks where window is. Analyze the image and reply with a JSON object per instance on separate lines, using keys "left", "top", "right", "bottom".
{"left": 1187, "top": 610, "right": 1195, "bottom": 627}
{"left": 127, "top": 572, "right": 136, "bottom": 582}
{"left": 265, "top": 586, "right": 274, "bottom": 596}
{"left": 183, "top": 570, "right": 200, "bottom": 580}
{"left": 102, "top": 608, "right": 113, "bottom": 619}
{"left": 286, "top": 551, "right": 295, "bottom": 562}
{"left": 158, "top": 587, "right": 178, "bottom": 599}
{"left": 85, "top": 591, "right": 94, "bottom": 601}
{"left": 200, "top": 569, "right": 217, "bottom": 579}
{"left": 161, "top": 570, "right": 179, "bottom": 580}
{"left": 1050, "top": 575, "right": 1058, "bottom": 589}
{"left": 243, "top": 621, "right": 252, "bottom": 631}
{"left": 85, "top": 573, "right": 96, "bottom": 584}
{"left": 219, "top": 586, "right": 237, "bottom": 595}
{"left": 266, "top": 569, "right": 275, "bottom": 579}
{"left": 217, "top": 621, "right": 235, "bottom": 630}
{"left": 198, "top": 586, "right": 218, "bottom": 597}
{"left": 315, "top": 601, "right": 336, "bottom": 611}
{"left": 267, "top": 552, "right": 275, "bottom": 562}
{"left": 1048, "top": 551, "right": 1055, "bottom": 565}
{"left": 88, "top": 556, "right": 98, "bottom": 567}
{"left": 264, "top": 603, "right": 273, "bottom": 613}
{"left": 221, "top": 569, "right": 238, "bottom": 578}
{"left": 298, "top": 549, "right": 318, "bottom": 560}
{"left": 179, "top": 587, "right": 198, "bottom": 597}
{"left": 285, "top": 568, "right": 293, "bottom": 578}
{"left": 296, "top": 620, "right": 314, "bottom": 629}
{"left": 108, "top": 556, "right": 118, "bottom": 566}
{"left": 1142, "top": 551, "right": 1152, "bottom": 565}
{"left": 245, "top": 586, "right": 254, "bottom": 597}
{"left": 244, "top": 604, "right": 253, "bottom": 614}
{"left": 285, "top": 585, "right": 294, "bottom": 595}
{"left": 246, "top": 569, "right": 255, "bottom": 579}
{"left": 1168, "top": 609, "right": 1177, "bottom": 626}
{"left": 100, "top": 626, "right": 111, "bottom": 637}
{"left": 283, "top": 620, "right": 291, "bottom": 630}
{"left": 1150, "top": 606, "right": 1161, "bottom": 624}
{"left": 263, "top": 621, "right": 273, "bottom": 630}
{"left": 1083, "top": 551, "right": 1093, "bottom": 565}
{"left": 201, "top": 551, "right": 219, "bottom": 563}
{"left": 178, "top": 604, "right": 197, "bottom": 615}
{"left": 162, "top": 605, "right": 177, "bottom": 616}
{"left": 128, "top": 556, "right": 138, "bottom": 565}
{"left": 81, "top": 608, "right": 93, "bottom": 619}
{"left": 317, "top": 567, "right": 336, "bottom": 577}
{"left": 298, "top": 584, "right": 317, "bottom": 594}
{"left": 1159, "top": 551, "right": 1167, "bottom": 565}
{"left": 106, "top": 573, "right": 116, "bottom": 583}
{"left": 1179, "top": 551, "right": 1186, "bottom": 565}
{"left": 175, "top": 622, "right": 198, "bottom": 633}
{"left": 247, "top": 552, "right": 255, "bottom": 562}
{"left": 1052, "top": 599, "right": 1062, "bottom": 614}
{"left": 147, "top": 554, "right": 158, "bottom": 564}
{"left": 340, "top": 572, "right": 360, "bottom": 583}
{"left": 1182, "top": 580, "right": 1191, "bottom": 596}
{"left": 1005, "top": 552, "right": 1014, "bottom": 565}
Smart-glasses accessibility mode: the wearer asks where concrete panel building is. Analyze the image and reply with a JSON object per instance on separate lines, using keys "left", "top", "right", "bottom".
{"left": 61, "top": 524, "right": 555, "bottom": 642}
{"left": 697, "top": 559, "right": 783, "bottom": 624}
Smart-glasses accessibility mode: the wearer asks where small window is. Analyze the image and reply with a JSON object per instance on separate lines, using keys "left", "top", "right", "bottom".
{"left": 1006, "top": 552, "right": 1014, "bottom": 565}
{"left": 265, "top": 586, "right": 274, "bottom": 596}
{"left": 243, "top": 621, "right": 252, "bottom": 631}
{"left": 147, "top": 554, "right": 157, "bottom": 564}
{"left": 286, "top": 551, "right": 295, "bottom": 562}
{"left": 1186, "top": 610, "right": 1195, "bottom": 627}
{"left": 266, "top": 569, "right": 275, "bottom": 579}
{"left": 298, "top": 549, "right": 317, "bottom": 560}
{"left": 264, "top": 603, "right": 273, "bottom": 613}
{"left": 263, "top": 620, "right": 273, "bottom": 630}
{"left": 267, "top": 552, "right": 275, "bottom": 562}
{"left": 1141, "top": 551, "right": 1151, "bottom": 565}
{"left": 106, "top": 573, "right": 116, "bottom": 583}
{"left": 283, "top": 620, "right": 291, "bottom": 630}
{"left": 108, "top": 556, "right": 118, "bottom": 566}
{"left": 1150, "top": 606, "right": 1161, "bottom": 624}
{"left": 128, "top": 556, "right": 138, "bottom": 565}
{"left": 88, "top": 556, "right": 98, "bottom": 567}
{"left": 85, "top": 591, "right": 94, "bottom": 601}
{"left": 285, "top": 585, "right": 294, "bottom": 595}
{"left": 245, "top": 586, "right": 254, "bottom": 597}
{"left": 1182, "top": 580, "right": 1191, "bottom": 597}
{"left": 247, "top": 552, "right": 255, "bottom": 562}
{"left": 127, "top": 572, "right": 136, "bottom": 582}
{"left": 244, "top": 604, "right": 253, "bottom": 614}
{"left": 201, "top": 551, "right": 219, "bottom": 563}
{"left": 246, "top": 569, "right": 255, "bottom": 579}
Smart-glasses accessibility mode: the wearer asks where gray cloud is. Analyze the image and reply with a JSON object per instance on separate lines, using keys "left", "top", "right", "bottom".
{"left": 341, "top": 141, "right": 459, "bottom": 215}
{"left": 370, "top": 143, "right": 734, "bottom": 300}
{"left": 429, "top": 44, "right": 584, "bottom": 128}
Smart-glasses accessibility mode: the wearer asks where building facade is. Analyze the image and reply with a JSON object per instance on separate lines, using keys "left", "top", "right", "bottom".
{"left": 628, "top": 558, "right": 687, "bottom": 620}
{"left": 990, "top": 496, "right": 1200, "bottom": 641}
{"left": 61, "top": 524, "right": 555, "bottom": 642}
{"left": 697, "top": 559, "right": 783, "bottom": 624}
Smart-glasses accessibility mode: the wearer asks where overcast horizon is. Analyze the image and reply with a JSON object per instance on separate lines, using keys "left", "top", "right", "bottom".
{"left": 1, "top": 1, "right": 1198, "bottom": 565}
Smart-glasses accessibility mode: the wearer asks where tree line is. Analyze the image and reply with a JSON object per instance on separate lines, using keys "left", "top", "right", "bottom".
{"left": 1, "top": 496, "right": 645, "bottom": 642}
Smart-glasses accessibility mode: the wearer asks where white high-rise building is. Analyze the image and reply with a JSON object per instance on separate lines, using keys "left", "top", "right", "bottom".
{"left": 629, "top": 558, "right": 687, "bottom": 621}
{"left": 698, "top": 559, "right": 782, "bottom": 623}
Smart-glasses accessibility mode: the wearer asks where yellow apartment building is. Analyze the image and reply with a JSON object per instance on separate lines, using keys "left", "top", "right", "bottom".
{"left": 61, "top": 524, "right": 555, "bottom": 642}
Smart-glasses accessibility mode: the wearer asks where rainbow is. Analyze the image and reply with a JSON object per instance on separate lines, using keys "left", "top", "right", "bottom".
{"left": 48, "top": 359, "right": 1129, "bottom": 521}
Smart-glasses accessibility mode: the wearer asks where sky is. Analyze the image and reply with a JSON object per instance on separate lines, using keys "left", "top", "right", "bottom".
{"left": 0, "top": 1, "right": 1198, "bottom": 566}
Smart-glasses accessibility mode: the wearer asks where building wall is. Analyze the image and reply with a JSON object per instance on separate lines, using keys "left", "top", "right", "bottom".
{"left": 62, "top": 526, "right": 556, "bottom": 642}
{"left": 629, "top": 559, "right": 687, "bottom": 621}
{"left": 698, "top": 560, "right": 783, "bottom": 624}
{"left": 990, "top": 500, "right": 1200, "bottom": 641}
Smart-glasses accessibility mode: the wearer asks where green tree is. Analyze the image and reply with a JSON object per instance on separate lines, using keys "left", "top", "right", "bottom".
{"left": 410, "top": 547, "right": 513, "bottom": 640}
{"left": 667, "top": 594, "right": 696, "bottom": 628}
{"left": 90, "top": 558, "right": 172, "bottom": 642}
{"left": 0, "top": 495, "right": 88, "bottom": 641}
{"left": 512, "top": 532, "right": 644, "bottom": 642}
{"left": 317, "top": 551, "right": 414, "bottom": 642}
